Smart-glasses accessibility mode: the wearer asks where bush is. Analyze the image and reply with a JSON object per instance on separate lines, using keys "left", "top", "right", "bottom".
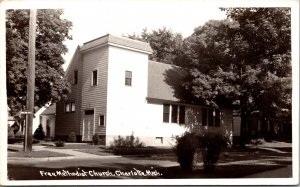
{"left": 175, "top": 132, "right": 228, "bottom": 172}
{"left": 198, "top": 133, "right": 228, "bottom": 173}
{"left": 249, "top": 138, "right": 265, "bottom": 145}
{"left": 15, "top": 131, "right": 24, "bottom": 138}
{"left": 92, "top": 134, "right": 101, "bottom": 145}
{"left": 33, "top": 124, "right": 45, "bottom": 140}
{"left": 68, "top": 132, "right": 76, "bottom": 143}
{"left": 175, "top": 132, "right": 199, "bottom": 171}
{"left": 32, "top": 139, "right": 40, "bottom": 144}
{"left": 8, "top": 127, "right": 15, "bottom": 138}
{"left": 55, "top": 140, "right": 65, "bottom": 147}
{"left": 110, "top": 134, "right": 145, "bottom": 148}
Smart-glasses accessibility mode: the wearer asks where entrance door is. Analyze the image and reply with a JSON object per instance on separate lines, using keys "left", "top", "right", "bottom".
{"left": 83, "top": 111, "right": 94, "bottom": 141}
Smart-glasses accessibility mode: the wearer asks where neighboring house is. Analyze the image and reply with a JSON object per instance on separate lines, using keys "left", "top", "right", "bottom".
{"left": 55, "top": 34, "right": 234, "bottom": 146}
{"left": 7, "top": 106, "right": 16, "bottom": 126}
{"left": 32, "top": 106, "right": 47, "bottom": 134}
{"left": 40, "top": 104, "right": 56, "bottom": 139}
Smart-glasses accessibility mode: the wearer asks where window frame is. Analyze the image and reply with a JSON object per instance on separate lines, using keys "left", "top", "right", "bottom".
{"left": 171, "top": 105, "right": 178, "bottom": 123}
{"left": 91, "top": 70, "right": 98, "bottom": 86}
{"left": 71, "top": 102, "right": 75, "bottom": 112}
{"left": 99, "top": 115, "right": 105, "bottom": 126}
{"left": 65, "top": 103, "right": 71, "bottom": 113}
{"left": 163, "top": 104, "right": 170, "bottom": 123}
{"left": 73, "top": 70, "right": 78, "bottom": 85}
{"left": 125, "top": 70, "right": 132, "bottom": 86}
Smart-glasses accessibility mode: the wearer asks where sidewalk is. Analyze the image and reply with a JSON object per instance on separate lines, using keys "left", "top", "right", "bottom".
{"left": 8, "top": 144, "right": 121, "bottom": 163}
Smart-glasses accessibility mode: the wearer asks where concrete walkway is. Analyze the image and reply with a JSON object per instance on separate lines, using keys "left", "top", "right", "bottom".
{"left": 8, "top": 144, "right": 121, "bottom": 163}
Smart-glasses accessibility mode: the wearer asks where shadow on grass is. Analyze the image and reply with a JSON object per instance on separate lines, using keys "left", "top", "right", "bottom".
{"left": 158, "top": 164, "right": 287, "bottom": 178}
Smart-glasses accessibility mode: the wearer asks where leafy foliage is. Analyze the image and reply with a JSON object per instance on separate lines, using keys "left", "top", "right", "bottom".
{"left": 6, "top": 9, "right": 72, "bottom": 114}
{"left": 175, "top": 132, "right": 228, "bottom": 172}
{"left": 68, "top": 132, "right": 76, "bottom": 143}
{"left": 174, "top": 8, "right": 291, "bottom": 145}
{"left": 33, "top": 124, "right": 45, "bottom": 140}
{"left": 110, "top": 134, "right": 145, "bottom": 148}
{"left": 55, "top": 140, "right": 65, "bottom": 147}
{"left": 175, "top": 132, "right": 199, "bottom": 171}
{"left": 92, "top": 134, "right": 101, "bottom": 145}
{"left": 127, "top": 27, "right": 183, "bottom": 64}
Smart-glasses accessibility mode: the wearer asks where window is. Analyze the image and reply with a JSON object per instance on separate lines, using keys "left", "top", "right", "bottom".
{"left": 202, "top": 108, "right": 221, "bottom": 127}
{"left": 65, "top": 103, "right": 70, "bottom": 112}
{"left": 85, "top": 110, "right": 94, "bottom": 115}
{"left": 171, "top": 105, "right": 178, "bottom": 123}
{"left": 215, "top": 109, "right": 221, "bottom": 127}
{"left": 208, "top": 109, "right": 214, "bottom": 126}
{"left": 71, "top": 102, "right": 75, "bottom": 112}
{"left": 155, "top": 137, "right": 163, "bottom": 144}
{"left": 163, "top": 104, "right": 170, "bottom": 123}
{"left": 73, "top": 70, "right": 78, "bottom": 84}
{"left": 99, "top": 115, "right": 105, "bottom": 126}
{"left": 65, "top": 102, "right": 75, "bottom": 113}
{"left": 179, "top": 106, "right": 185, "bottom": 124}
{"left": 125, "top": 71, "right": 132, "bottom": 86}
{"left": 163, "top": 104, "right": 186, "bottom": 124}
{"left": 202, "top": 108, "right": 207, "bottom": 126}
{"left": 92, "top": 70, "right": 97, "bottom": 86}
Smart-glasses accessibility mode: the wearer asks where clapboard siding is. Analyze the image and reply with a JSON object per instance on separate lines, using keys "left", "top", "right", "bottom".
{"left": 81, "top": 46, "right": 108, "bottom": 136}
{"left": 55, "top": 47, "right": 83, "bottom": 137}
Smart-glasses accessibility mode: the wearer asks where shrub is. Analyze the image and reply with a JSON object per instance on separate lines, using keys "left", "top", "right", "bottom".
{"left": 110, "top": 134, "right": 145, "bottom": 148}
{"left": 68, "top": 132, "right": 76, "bottom": 143}
{"left": 92, "top": 134, "right": 101, "bottom": 145}
{"left": 198, "top": 133, "right": 228, "bottom": 173}
{"left": 175, "top": 132, "right": 228, "bottom": 172}
{"left": 32, "top": 139, "right": 40, "bottom": 144}
{"left": 8, "top": 127, "right": 15, "bottom": 138}
{"left": 55, "top": 140, "right": 65, "bottom": 147}
{"left": 249, "top": 138, "right": 265, "bottom": 145}
{"left": 33, "top": 124, "right": 45, "bottom": 140}
{"left": 15, "top": 131, "right": 24, "bottom": 138}
{"left": 175, "top": 132, "right": 199, "bottom": 171}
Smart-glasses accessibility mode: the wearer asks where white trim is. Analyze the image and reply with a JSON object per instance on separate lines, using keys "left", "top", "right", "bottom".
{"left": 108, "top": 42, "right": 152, "bottom": 55}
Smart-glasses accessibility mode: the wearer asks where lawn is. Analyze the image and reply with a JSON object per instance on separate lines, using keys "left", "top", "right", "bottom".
{"left": 45, "top": 143, "right": 102, "bottom": 149}
{"left": 75, "top": 148, "right": 113, "bottom": 156}
{"left": 8, "top": 150, "right": 71, "bottom": 158}
{"left": 8, "top": 146, "right": 72, "bottom": 158}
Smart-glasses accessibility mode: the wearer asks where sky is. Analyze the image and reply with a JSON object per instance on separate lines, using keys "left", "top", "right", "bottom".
{"left": 60, "top": 1, "right": 227, "bottom": 70}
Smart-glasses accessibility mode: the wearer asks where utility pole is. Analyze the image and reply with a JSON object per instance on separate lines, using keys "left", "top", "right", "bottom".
{"left": 24, "top": 9, "right": 37, "bottom": 152}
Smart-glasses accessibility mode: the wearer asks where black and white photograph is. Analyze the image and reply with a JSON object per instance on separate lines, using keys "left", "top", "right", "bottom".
{"left": 0, "top": 0, "right": 299, "bottom": 185}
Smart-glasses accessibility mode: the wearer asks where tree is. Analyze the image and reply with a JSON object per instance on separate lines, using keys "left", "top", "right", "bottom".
{"left": 33, "top": 124, "right": 45, "bottom": 140}
{"left": 6, "top": 9, "right": 72, "bottom": 114}
{"left": 176, "top": 8, "right": 291, "bottom": 146}
{"left": 127, "top": 27, "right": 183, "bottom": 64}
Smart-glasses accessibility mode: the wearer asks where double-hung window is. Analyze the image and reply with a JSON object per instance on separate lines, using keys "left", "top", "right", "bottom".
{"left": 92, "top": 70, "right": 97, "bottom": 86}
{"left": 163, "top": 104, "right": 170, "bottom": 123}
{"left": 163, "top": 104, "right": 185, "bottom": 124}
{"left": 65, "top": 102, "right": 75, "bottom": 113}
{"left": 202, "top": 108, "right": 221, "bottom": 127}
{"left": 73, "top": 70, "right": 78, "bottom": 84}
{"left": 125, "top": 71, "right": 132, "bottom": 86}
{"left": 99, "top": 115, "right": 105, "bottom": 126}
